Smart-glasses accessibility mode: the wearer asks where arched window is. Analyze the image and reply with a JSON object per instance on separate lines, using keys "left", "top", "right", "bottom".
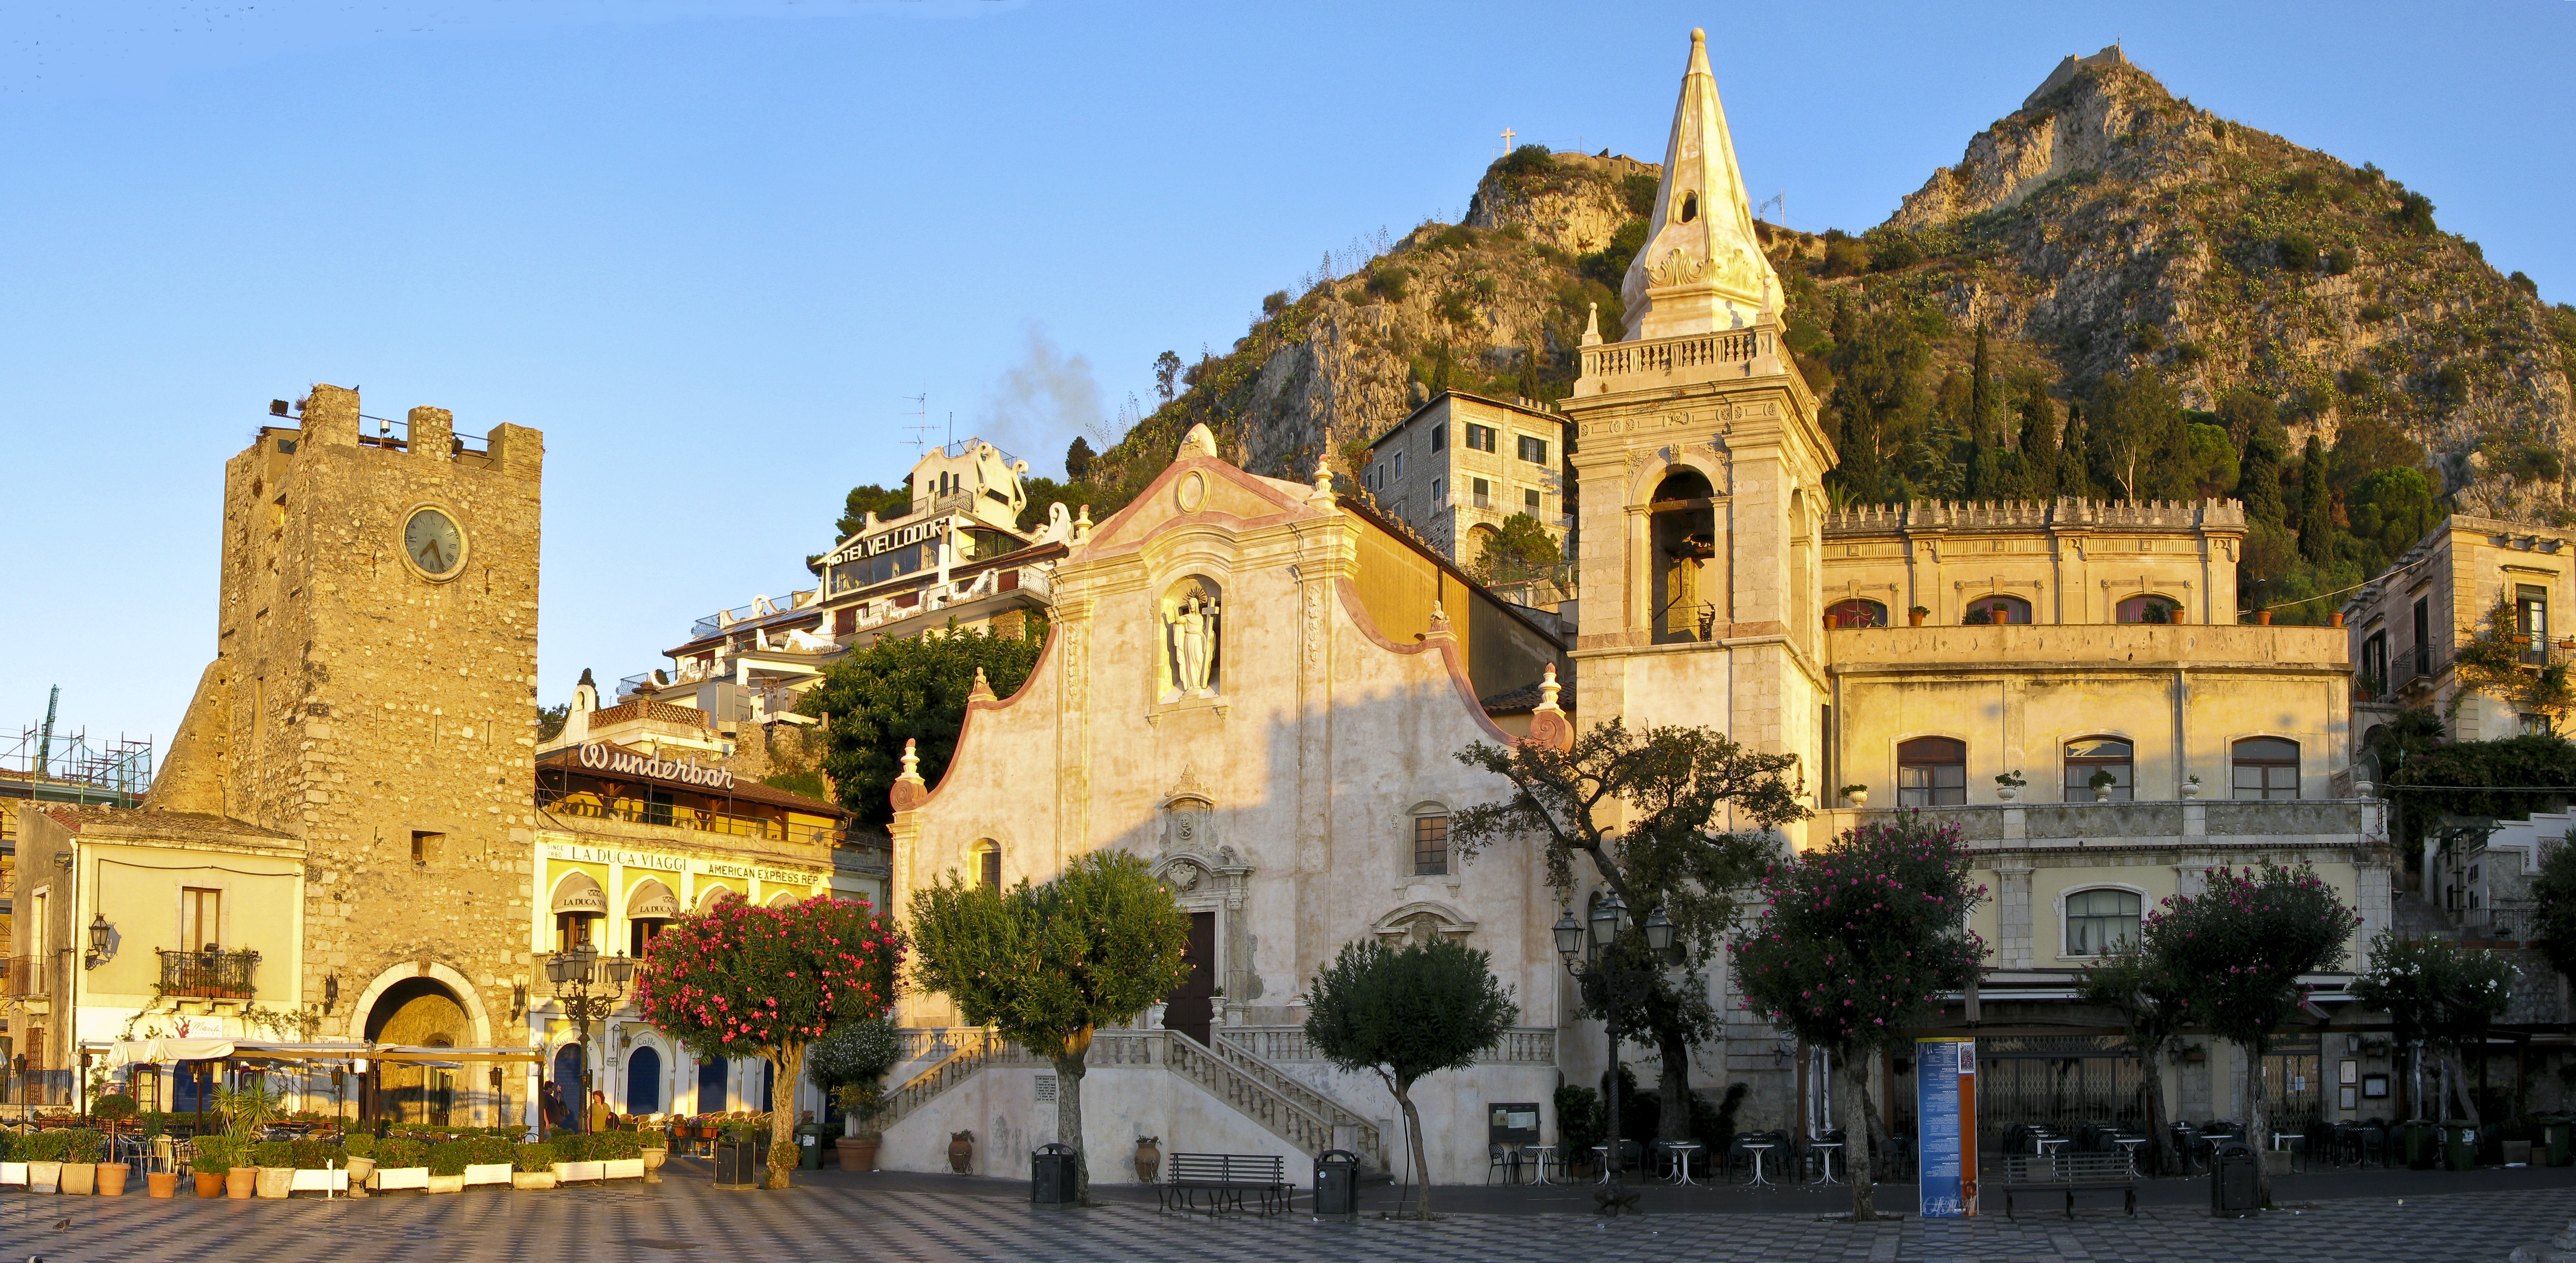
{"left": 2232, "top": 738, "right": 2300, "bottom": 800}
{"left": 1964, "top": 594, "right": 2032, "bottom": 625}
{"left": 549, "top": 872, "right": 605, "bottom": 951}
{"left": 967, "top": 839, "right": 1002, "bottom": 889}
{"left": 626, "top": 1045, "right": 662, "bottom": 1116}
{"left": 2116, "top": 594, "right": 2183, "bottom": 624}
{"left": 1897, "top": 737, "right": 1967, "bottom": 807}
{"left": 2064, "top": 736, "right": 2135, "bottom": 802}
{"left": 1825, "top": 598, "right": 1887, "bottom": 628}
{"left": 1650, "top": 469, "right": 1717, "bottom": 644}
{"left": 2064, "top": 888, "right": 2143, "bottom": 956}
{"left": 1410, "top": 805, "right": 1451, "bottom": 877}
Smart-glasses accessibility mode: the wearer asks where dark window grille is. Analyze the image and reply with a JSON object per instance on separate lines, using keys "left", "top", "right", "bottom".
{"left": 1413, "top": 814, "right": 1450, "bottom": 876}
{"left": 157, "top": 948, "right": 260, "bottom": 999}
{"left": 2231, "top": 737, "right": 2300, "bottom": 800}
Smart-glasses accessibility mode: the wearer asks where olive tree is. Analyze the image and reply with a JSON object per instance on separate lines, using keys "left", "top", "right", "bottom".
{"left": 2076, "top": 946, "right": 2193, "bottom": 1175}
{"left": 1303, "top": 936, "right": 1516, "bottom": 1219}
{"left": 908, "top": 849, "right": 1190, "bottom": 1204}
{"left": 2353, "top": 932, "right": 2517, "bottom": 1124}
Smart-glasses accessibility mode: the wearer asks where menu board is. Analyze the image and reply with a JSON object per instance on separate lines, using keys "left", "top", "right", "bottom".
{"left": 1917, "top": 1038, "right": 1979, "bottom": 1217}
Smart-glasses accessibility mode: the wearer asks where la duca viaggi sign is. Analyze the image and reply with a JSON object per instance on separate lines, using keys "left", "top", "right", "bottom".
{"left": 577, "top": 741, "right": 737, "bottom": 791}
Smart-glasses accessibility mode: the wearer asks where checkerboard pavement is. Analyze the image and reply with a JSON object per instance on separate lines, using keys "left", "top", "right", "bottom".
{"left": 0, "top": 1175, "right": 2561, "bottom": 1262}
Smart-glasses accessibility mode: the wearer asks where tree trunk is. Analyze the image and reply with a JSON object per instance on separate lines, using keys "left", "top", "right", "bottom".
{"left": 1393, "top": 1077, "right": 1435, "bottom": 1218}
{"left": 2243, "top": 1038, "right": 2272, "bottom": 1208}
{"left": 1840, "top": 1049, "right": 1879, "bottom": 1221}
{"left": 1657, "top": 1028, "right": 1694, "bottom": 1143}
{"left": 1055, "top": 1050, "right": 1091, "bottom": 1204}
{"left": 2140, "top": 1046, "right": 2171, "bottom": 1176}
{"left": 767, "top": 1042, "right": 805, "bottom": 1189}
{"left": 2442, "top": 1046, "right": 2481, "bottom": 1125}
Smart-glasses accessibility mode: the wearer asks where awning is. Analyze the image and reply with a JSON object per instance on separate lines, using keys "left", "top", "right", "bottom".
{"left": 550, "top": 870, "right": 608, "bottom": 916}
{"left": 626, "top": 877, "right": 681, "bottom": 921}
{"left": 97, "top": 1039, "right": 542, "bottom": 1067}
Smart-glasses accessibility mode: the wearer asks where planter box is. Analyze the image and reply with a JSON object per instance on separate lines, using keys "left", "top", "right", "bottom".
{"left": 62, "top": 1163, "right": 97, "bottom": 1196}
{"left": 28, "top": 1161, "right": 63, "bottom": 1194}
{"left": 463, "top": 1163, "right": 512, "bottom": 1188}
{"left": 371, "top": 1166, "right": 430, "bottom": 1192}
{"left": 554, "top": 1160, "right": 605, "bottom": 1184}
{"left": 603, "top": 1158, "right": 646, "bottom": 1181}
{"left": 288, "top": 1169, "right": 350, "bottom": 1194}
{"left": 425, "top": 1174, "right": 466, "bottom": 1194}
{"left": 510, "top": 1171, "right": 558, "bottom": 1190}
{"left": 255, "top": 1167, "right": 296, "bottom": 1198}
{"left": 0, "top": 1161, "right": 26, "bottom": 1187}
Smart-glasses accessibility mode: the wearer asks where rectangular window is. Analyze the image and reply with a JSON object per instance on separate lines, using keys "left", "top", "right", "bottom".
{"left": 1432, "top": 477, "right": 1445, "bottom": 504}
{"left": 1472, "top": 478, "right": 1491, "bottom": 508}
{"left": 1431, "top": 422, "right": 1447, "bottom": 452}
{"left": 980, "top": 849, "right": 1002, "bottom": 890}
{"left": 1525, "top": 487, "right": 1541, "bottom": 512}
{"left": 1896, "top": 737, "right": 1967, "bottom": 807}
{"left": 1465, "top": 424, "right": 1497, "bottom": 452}
{"left": 2411, "top": 596, "right": 2431, "bottom": 679}
{"left": 2520, "top": 584, "right": 2550, "bottom": 664}
{"left": 2231, "top": 738, "right": 2301, "bottom": 800}
{"left": 556, "top": 913, "right": 595, "bottom": 951}
{"left": 2361, "top": 631, "right": 2388, "bottom": 695}
{"left": 181, "top": 887, "right": 221, "bottom": 953}
{"left": 1393, "top": 452, "right": 1404, "bottom": 480}
{"left": 1412, "top": 815, "right": 1450, "bottom": 877}
{"left": 2064, "top": 889, "right": 2143, "bottom": 956}
{"left": 1516, "top": 434, "right": 1548, "bottom": 464}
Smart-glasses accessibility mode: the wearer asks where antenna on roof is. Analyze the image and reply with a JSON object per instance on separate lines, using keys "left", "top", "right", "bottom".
{"left": 1757, "top": 191, "right": 1786, "bottom": 227}
{"left": 898, "top": 393, "right": 934, "bottom": 457}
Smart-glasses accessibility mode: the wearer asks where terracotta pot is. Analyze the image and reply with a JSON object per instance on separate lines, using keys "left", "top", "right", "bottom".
{"left": 226, "top": 1166, "right": 258, "bottom": 1198}
{"left": 61, "top": 1163, "right": 97, "bottom": 1196}
{"left": 148, "top": 1171, "right": 180, "bottom": 1198}
{"left": 1133, "top": 1137, "right": 1162, "bottom": 1184}
{"left": 2329, "top": 611, "right": 2345, "bottom": 628}
{"left": 97, "top": 1163, "right": 129, "bottom": 1196}
{"left": 1908, "top": 610, "right": 1928, "bottom": 627}
{"left": 838, "top": 1137, "right": 879, "bottom": 1173}
{"left": 947, "top": 1131, "right": 974, "bottom": 1174}
{"left": 195, "top": 1171, "right": 226, "bottom": 1198}
{"left": 2255, "top": 610, "right": 2274, "bottom": 625}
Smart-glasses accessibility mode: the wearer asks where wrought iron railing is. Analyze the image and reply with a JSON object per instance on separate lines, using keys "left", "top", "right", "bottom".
{"left": 157, "top": 948, "right": 260, "bottom": 999}
{"left": 535, "top": 786, "right": 846, "bottom": 848}
{"left": 0, "top": 955, "right": 43, "bottom": 999}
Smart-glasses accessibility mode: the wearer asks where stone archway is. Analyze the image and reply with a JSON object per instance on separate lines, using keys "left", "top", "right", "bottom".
{"left": 347, "top": 960, "right": 499, "bottom": 1126}
{"left": 364, "top": 977, "right": 468, "bottom": 1125}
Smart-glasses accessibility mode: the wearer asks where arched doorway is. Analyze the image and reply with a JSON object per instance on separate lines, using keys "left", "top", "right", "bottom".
{"left": 554, "top": 1043, "right": 588, "bottom": 1131}
{"left": 697, "top": 1056, "right": 729, "bottom": 1114}
{"left": 627, "top": 1045, "right": 662, "bottom": 1116}
{"left": 1649, "top": 468, "right": 1718, "bottom": 643}
{"left": 364, "top": 977, "right": 468, "bottom": 1125}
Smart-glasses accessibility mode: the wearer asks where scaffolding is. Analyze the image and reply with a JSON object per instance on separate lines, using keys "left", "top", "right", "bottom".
{"left": 0, "top": 695, "right": 154, "bottom": 806}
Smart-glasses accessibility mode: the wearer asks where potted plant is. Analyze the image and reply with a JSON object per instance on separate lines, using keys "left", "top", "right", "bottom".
{"left": 2182, "top": 773, "right": 2203, "bottom": 799}
{"left": 424, "top": 1140, "right": 470, "bottom": 1193}
{"left": 93, "top": 1093, "right": 137, "bottom": 1196}
{"left": 370, "top": 1137, "right": 430, "bottom": 1192}
{"left": 22, "top": 1129, "right": 67, "bottom": 1194}
{"left": 251, "top": 1140, "right": 297, "bottom": 1198}
{"left": 1908, "top": 606, "right": 1931, "bottom": 627}
{"left": 1840, "top": 784, "right": 1868, "bottom": 809}
{"left": 2089, "top": 767, "right": 2118, "bottom": 803}
{"left": 458, "top": 1135, "right": 515, "bottom": 1189}
{"left": 554, "top": 1130, "right": 605, "bottom": 1184}
{"left": 1995, "top": 770, "right": 2027, "bottom": 802}
{"left": 636, "top": 1126, "right": 670, "bottom": 1184}
{"left": 512, "top": 1141, "right": 560, "bottom": 1190}
{"left": 341, "top": 1131, "right": 378, "bottom": 1196}
{"left": 832, "top": 1083, "right": 885, "bottom": 1173}
{"left": 809, "top": 1017, "right": 901, "bottom": 1174}
{"left": 190, "top": 1134, "right": 234, "bottom": 1198}
{"left": 58, "top": 1128, "right": 104, "bottom": 1196}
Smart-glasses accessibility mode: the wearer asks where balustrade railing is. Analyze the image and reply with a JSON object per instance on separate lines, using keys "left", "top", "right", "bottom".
{"left": 1222, "top": 1024, "right": 1555, "bottom": 1066}
{"left": 1580, "top": 328, "right": 1772, "bottom": 384}
{"left": 157, "top": 948, "right": 260, "bottom": 999}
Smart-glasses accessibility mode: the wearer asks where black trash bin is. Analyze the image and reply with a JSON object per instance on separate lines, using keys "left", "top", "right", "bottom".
{"left": 1031, "top": 1142, "right": 1078, "bottom": 1205}
{"left": 2209, "top": 1141, "right": 2258, "bottom": 1219}
{"left": 1314, "top": 1149, "right": 1362, "bottom": 1220}
{"left": 715, "top": 1139, "right": 763, "bottom": 1189}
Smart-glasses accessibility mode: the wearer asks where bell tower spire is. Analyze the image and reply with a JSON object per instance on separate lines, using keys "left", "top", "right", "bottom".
{"left": 1619, "top": 28, "right": 1781, "bottom": 340}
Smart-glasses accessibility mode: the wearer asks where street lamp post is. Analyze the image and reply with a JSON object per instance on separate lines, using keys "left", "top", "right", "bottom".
{"left": 1553, "top": 893, "right": 1674, "bottom": 1190}
{"left": 544, "top": 944, "right": 635, "bottom": 1138}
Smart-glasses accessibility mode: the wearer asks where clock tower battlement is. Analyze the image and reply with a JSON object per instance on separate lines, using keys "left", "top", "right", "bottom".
{"left": 155, "top": 382, "right": 544, "bottom": 1032}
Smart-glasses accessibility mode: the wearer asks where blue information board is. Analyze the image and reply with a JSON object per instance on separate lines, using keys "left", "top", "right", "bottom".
{"left": 1917, "top": 1037, "right": 1977, "bottom": 1217}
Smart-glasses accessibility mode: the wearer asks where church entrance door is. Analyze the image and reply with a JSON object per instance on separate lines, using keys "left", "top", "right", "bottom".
{"left": 1165, "top": 912, "right": 1217, "bottom": 1047}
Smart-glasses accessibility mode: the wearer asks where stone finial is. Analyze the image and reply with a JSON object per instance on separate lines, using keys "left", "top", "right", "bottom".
{"left": 1524, "top": 661, "right": 1574, "bottom": 752}
{"left": 969, "top": 666, "right": 996, "bottom": 702}
{"left": 1580, "top": 302, "right": 1602, "bottom": 347}
{"left": 1538, "top": 661, "right": 1561, "bottom": 711}
{"left": 1427, "top": 598, "right": 1453, "bottom": 638}
{"left": 1178, "top": 422, "right": 1220, "bottom": 461}
{"left": 890, "top": 737, "right": 928, "bottom": 813}
{"left": 1311, "top": 453, "right": 1336, "bottom": 503}
{"left": 1074, "top": 504, "right": 1093, "bottom": 545}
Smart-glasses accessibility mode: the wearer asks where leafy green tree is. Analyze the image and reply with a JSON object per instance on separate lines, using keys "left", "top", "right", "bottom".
{"left": 1153, "top": 350, "right": 1182, "bottom": 402}
{"left": 2058, "top": 401, "right": 2096, "bottom": 498}
{"left": 2143, "top": 865, "right": 2356, "bottom": 1206}
{"left": 1728, "top": 815, "right": 1987, "bottom": 1221}
{"left": 2075, "top": 947, "right": 2193, "bottom": 1174}
{"left": 2236, "top": 419, "right": 2289, "bottom": 527}
{"left": 2346, "top": 467, "right": 2440, "bottom": 572}
{"left": 2353, "top": 933, "right": 2517, "bottom": 1124}
{"left": 805, "top": 1016, "right": 904, "bottom": 1136}
{"left": 799, "top": 624, "right": 1044, "bottom": 826}
{"left": 1303, "top": 937, "right": 1516, "bottom": 1218}
{"left": 2297, "top": 436, "right": 2336, "bottom": 566}
{"left": 908, "top": 849, "right": 1191, "bottom": 1204}
{"left": 1472, "top": 512, "right": 1563, "bottom": 584}
{"left": 1064, "top": 436, "right": 1096, "bottom": 482}
{"left": 1452, "top": 720, "right": 1806, "bottom": 1146}
{"left": 836, "top": 481, "right": 915, "bottom": 541}
{"left": 2182, "top": 423, "right": 2241, "bottom": 500}
{"left": 1825, "top": 302, "right": 1931, "bottom": 505}
{"left": 631, "top": 894, "right": 902, "bottom": 1188}
{"left": 2528, "top": 839, "right": 2576, "bottom": 989}
{"left": 2088, "top": 367, "right": 2190, "bottom": 500}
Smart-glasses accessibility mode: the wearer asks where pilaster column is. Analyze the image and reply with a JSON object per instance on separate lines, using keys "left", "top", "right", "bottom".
{"left": 1996, "top": 862, "right": 2035, "bottom": 969}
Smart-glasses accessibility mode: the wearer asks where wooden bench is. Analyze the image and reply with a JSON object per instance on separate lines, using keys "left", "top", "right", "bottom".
{"left": 1156, "top": 1153, "right": 1292, "bottom": 1216}
{"left": 1997, "top": 1152, "right": 2137, "bottom": 1219}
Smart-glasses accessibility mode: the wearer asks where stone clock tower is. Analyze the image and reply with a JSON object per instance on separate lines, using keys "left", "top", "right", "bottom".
{"left": 158, "top": 382, "right": 544, "bottom": 1047}
{"left": 1557, "top": 29, "right": 1833, "bottom": 841}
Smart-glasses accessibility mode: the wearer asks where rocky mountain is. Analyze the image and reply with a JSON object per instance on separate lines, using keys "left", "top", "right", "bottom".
{"left": 1055, "top": 47, "right": 2576, "bottom": 561}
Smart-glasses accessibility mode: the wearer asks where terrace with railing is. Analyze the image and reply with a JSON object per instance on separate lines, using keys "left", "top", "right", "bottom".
{"left": 157, "top": 948, "right": 261, "bottom": 999}
{"left": 533, "top": 786, "right": 890, "bottom": 873}
{"left": 0, "top": 955, "right": 44, "bottom": 999}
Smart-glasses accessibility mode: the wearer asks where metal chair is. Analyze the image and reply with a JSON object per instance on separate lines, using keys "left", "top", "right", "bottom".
{"left": 1486, "top": 1142, "right": 1520, "bottom": 1185}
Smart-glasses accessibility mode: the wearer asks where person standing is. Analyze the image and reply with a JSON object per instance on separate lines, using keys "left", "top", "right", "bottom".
{"left": 589, "top": 1089, "right": 612, "bottom": 1134}
{"left": 541, "top": 1079, "right": 568, "bottom": 1135}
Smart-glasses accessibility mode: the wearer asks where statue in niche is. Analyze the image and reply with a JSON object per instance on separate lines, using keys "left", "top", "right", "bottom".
{"left": 1161, "top": 579, "right": 1222, "bottom": 698}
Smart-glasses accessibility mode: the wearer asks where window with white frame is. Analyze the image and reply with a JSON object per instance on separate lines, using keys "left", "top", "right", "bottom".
{"left": 2063, "top": 888, "right": 2142, "bottom": 956}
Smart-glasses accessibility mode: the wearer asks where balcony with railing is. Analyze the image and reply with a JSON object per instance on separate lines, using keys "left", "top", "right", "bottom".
{"left": 157, "top": 948, "right": 260, "bottom": 999}
{"left": 0, "top": 955, "right": 44, "bottom": 999}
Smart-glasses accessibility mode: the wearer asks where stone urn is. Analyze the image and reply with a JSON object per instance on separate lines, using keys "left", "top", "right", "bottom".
{"left": 194, "top": 1170, "right": 225, "bottom": 1198}
{"left": 1995, "top": 785, "right": 2020, "bottom": 802}
{"left": 1133, "top": 1136, "right": 1162, "bottom": 1184}
{"left": 2181, "top": 779, "right": 2202, "bottom": 799}
{"left": 147, "top": 1170, "right": 180, "bottom": 1198}
{"left": 837, "top": 1136, "right": 880, "bottom": 1173}
{"left": 1844, "top": 789, "right": 1868, "bottom": 808}
{"left": 2094, "top": 789, "right": 2113, "bottom": 803}
{"left": 225, "top": 1166, "right": 259, "bottom": 1198}
{"left": 642, "top": 1146, "right": 668, "bottom": 1184}
{"left": 947, "top": 1131, "right": 975, "bottom": 1175}
{"left": 97, "top": 1162, "right": 130, "bottom": 1196}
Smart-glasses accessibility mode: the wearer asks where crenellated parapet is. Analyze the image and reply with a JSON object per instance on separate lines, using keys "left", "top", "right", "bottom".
{"left": 1825, "top": 497, "right": 2245, "bottom": 536}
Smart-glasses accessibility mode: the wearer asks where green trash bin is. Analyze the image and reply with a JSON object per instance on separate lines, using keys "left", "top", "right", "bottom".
{"left": 2442, "top": 1122, "right": 2478, "bottom": 1172}
{"left": 796, "top": 1121, "right": 830, "bottom": 1171}
{"left": 2403, "top": 1120, "right": 2436, "bottom": 1170}
{"left": 2543, "top": 1116, "right": 2573, "bottom": 1167}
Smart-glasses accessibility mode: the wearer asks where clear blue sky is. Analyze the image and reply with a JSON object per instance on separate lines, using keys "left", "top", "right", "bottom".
{"left": 5, "top": 0, "right": 2570, "bottom": 750}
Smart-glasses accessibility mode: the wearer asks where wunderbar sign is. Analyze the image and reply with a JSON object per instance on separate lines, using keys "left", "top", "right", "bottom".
{"left": 576, "top": 742, "right": 737, "bottom": 790}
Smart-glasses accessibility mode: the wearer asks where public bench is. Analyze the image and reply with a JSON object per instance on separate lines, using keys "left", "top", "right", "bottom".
{"left": 1997, "top": 1152, "right": 2137, "bottom": 1219}
{"left": 1156, "top": 1153, "right": 1292, "bottom": 1216}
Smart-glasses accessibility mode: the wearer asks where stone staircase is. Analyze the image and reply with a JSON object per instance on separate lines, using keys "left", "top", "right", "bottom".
{"left": 877, "top": 1026, "right": 1385, "bottom": 1169}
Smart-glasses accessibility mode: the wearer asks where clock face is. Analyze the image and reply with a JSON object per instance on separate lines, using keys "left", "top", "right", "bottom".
{"left": 404, "top": 507, "right": 466, "bottom": 578}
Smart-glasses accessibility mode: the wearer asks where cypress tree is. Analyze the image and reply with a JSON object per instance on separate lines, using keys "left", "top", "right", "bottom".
{"left": 2237, "top": 421, "right": 2288, "bottom": 527}
{"left": 2297, "top": 435, "right": 2336, "bottom": 565}
{"left": 2059, "top": 402, "right": 2094, "bottom": 499}
{"left": 2018, "top": 390, "right": 2062, "bottom": 498}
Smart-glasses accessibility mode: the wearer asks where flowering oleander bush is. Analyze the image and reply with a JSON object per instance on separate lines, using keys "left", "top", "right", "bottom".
{"left": 631, "top": 893, "right": 901, "bottom": 1188}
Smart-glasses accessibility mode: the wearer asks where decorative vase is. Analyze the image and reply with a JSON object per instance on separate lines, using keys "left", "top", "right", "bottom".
{"left": 147, "top": 1171, "right": 179, "bottom": 1198}
{"left": 255, "top": 1166, "right": 296, "bottom": 1198}
{"left": 1996, "top": 785, "right": 2019, "bottom": 801}
{"left": 2182, "top": 780, "right": 2202, "bottom": 799}
{"left": 1133, "top": 1136, "right": 1162, "bottom": 1184}
{"left": 195, "top": 1171, "right": 225, "bottom": 1198}
{"left": 62, "top": 1163, "right": 97, "bottom": 1196}
{"left": 97, "top": 1163, "right": 129, "bottom": 1196}
{"left": 947, "top": 1131, "right": 975, "bottom": 1175}
{"left": 2094, "top": 789, "right": 2113, "bottom": 803}
{"left": 643, "top": 1146, "right": 668, "bottom": 1184}
{"left": 226, "top": 1167, "right": 258, "bottom": 1198}
{"left": 838, "top": 1137, "right": 879, "bottom": 1173}
{"left": 1845, "top": 789, "right": 1868, "bottom": 808}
